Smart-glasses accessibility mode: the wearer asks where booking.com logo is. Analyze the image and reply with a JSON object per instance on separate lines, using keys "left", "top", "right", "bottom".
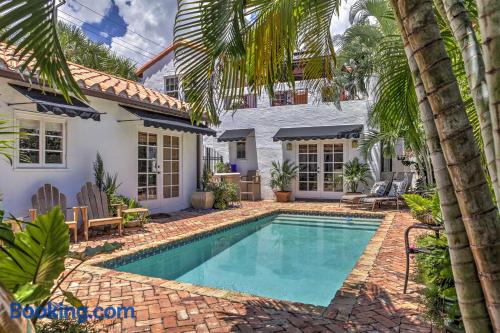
{"left": 10, "top": 302, "right": 135, "bottom": 323}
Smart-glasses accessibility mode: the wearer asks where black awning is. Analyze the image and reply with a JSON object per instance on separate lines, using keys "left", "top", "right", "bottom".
{"left": 217, "top": 128, "right": 254, "bottom": 142}
{"left": 121, "top": 105, "right": 216, "bottom": 136}
{"left": 273, "top": 125, "right": 363, "bottom": 141}
{"left": 10, "top": 84, "right": 100, "bottom": 121}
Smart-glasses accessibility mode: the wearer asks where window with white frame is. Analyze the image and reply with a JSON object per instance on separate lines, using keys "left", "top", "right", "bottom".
{"left": 164, "top": 76, "right": 179, "bottom": 99}
{"left": 17, "top": 117, "right": 65, "bottom": 167}
{"left": 236, "top": 142, "right": 246, "bottom": 159}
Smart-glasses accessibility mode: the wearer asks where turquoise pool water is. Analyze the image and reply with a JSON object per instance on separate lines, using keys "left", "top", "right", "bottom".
{"left": 115, "top": 214, "right": 380, "bottom": 306}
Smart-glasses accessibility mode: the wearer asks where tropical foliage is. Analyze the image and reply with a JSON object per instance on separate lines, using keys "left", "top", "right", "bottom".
{"left": 269, "top": 160, "right": 299, "bottom": 192}
{"left": 343, "top": 157, "right": 371, "bottom": 193}
{"left": 415, "top": 234, "right": 461, "bottom": 329}
{"left": 0, "top": 207, "right": 83, "bottom": 329}
{"left": 0, "top": 0, "right": 85, "bottom": 101}
{"left": 0, "top": 117, "right": 17, "bottom": 164}
{"left": 57, "top": 22, "right": 138, "bottom": 81}
{"left": 207, "top": 180, "right": 239, "bottom": 209}
{"left": 403, "top": 192, "right": 442, "bottom": 225}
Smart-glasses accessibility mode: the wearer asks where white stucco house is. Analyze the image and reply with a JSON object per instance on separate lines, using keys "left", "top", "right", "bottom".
{"left": 136, "top": 44, "right": 408, "bottom": 200}
{"left": 0, "top": 42, "right": 216, "bottom": 218}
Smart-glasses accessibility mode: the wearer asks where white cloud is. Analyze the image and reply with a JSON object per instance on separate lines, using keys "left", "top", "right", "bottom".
{"left": 59, "top": 0, "right": 113, "bottom": 25}
{"left": 58, "top": 0, "right": 355, "bottom": 68}
{"left": 330, "top": 0, "right": 356, "bottom": 37}
{"left": 110, "top": 0, "right": 177, "bottom": 66}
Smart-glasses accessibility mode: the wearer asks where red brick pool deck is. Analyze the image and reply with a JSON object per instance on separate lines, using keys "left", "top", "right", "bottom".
{"left": 64, "top": 201, "right": 433, "bottom": 332}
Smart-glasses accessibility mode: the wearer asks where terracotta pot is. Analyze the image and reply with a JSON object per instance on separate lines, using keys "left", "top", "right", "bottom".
{"left": 275, "top": 191, "right": 292, "bottom": 203}
{"left": 191, "top": 191, "right": 215, "bottom": 209}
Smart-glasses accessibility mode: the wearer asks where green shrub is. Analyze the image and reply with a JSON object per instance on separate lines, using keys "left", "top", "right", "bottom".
{"left": 415, "top": 234, "right": 462, "bottom": 329}
{"left": 208, "top": 180, "right": 239, "bottom": 209}
{"left": 215, "top": 161, "right": 231, "bottom": 173}
{"left": 403, "top": 192, "right": 442, "bottom": 225}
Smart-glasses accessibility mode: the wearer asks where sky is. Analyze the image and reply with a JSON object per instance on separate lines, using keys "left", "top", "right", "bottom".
{"left": 59, "top": 0, "right": 354, "bottom": 68}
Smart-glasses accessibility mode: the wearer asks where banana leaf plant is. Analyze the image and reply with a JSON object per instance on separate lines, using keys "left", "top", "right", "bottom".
{"left": 0, "top": 207, "right": 83, "bottom": 325}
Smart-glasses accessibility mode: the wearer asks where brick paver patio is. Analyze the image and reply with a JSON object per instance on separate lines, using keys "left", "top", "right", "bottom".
{"left": 63, "top": 201, "right": 433, "bottom": 332}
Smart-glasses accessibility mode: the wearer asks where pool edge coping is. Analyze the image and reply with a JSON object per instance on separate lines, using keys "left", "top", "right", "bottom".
{"left": 76, "top": 208, "right": 393, "bottom": 320}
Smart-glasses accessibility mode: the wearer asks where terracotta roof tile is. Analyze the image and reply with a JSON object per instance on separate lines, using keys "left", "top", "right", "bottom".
{"left": 0, "top": 42, "right": 189, "bottom": 114}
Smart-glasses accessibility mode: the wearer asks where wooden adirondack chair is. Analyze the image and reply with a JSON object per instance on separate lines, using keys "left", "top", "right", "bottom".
{"left": 76, "top": 182, "right": 123, "bottom": 241}
{"left": 29, "top": 184, "right": 78, "bottom": 242}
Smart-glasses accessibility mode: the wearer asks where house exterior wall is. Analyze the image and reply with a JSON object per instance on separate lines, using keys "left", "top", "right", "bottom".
{"left": 0, "top": 78, "right": 198, "bottom": 217}
{"left": 205, "top": 98, "right": 381, "bottom": 200}
{"left": 138, "top": 54, "right": 411, "bottom": 200}
{"left": 141, "top": 53, "right": 176, "bottom": 94}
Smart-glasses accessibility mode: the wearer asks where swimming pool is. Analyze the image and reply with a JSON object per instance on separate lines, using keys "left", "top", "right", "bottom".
{"left": 113, "top": 213, "right": 381, "bottom": 306}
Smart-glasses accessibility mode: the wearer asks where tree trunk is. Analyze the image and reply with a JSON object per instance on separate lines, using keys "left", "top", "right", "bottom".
{"left": 435, "top": 0, "right": 499, "bottom": 203}
{"left": 476, "top": 0, "right": 500, "bottom": 200}
{"left": 390, "top": 2, "right": 492, "bottom": 330}
{"left": 395, "top": 0, "right": 500, "bottom": 329}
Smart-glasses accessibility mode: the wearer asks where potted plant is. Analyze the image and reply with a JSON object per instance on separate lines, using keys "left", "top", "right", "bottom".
{"left": 191, "top": 168, "right": 215, "bottom": 209}
{"left": 343, "top": 157, "right": 371, "bottom": 193}
{"left": 270, "top": 160, "right": 299, "bottom": 202}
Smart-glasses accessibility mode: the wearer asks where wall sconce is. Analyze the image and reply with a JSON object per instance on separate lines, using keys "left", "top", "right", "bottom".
{"left": 351, "top": 140, "right": 358, "bottom": 149}
{"left": 286, "top": 142, "right": 293, "bottom": 151}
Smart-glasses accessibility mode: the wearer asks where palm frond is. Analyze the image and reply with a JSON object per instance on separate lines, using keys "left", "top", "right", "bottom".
{"left": 174, "top": 0, "right": 340, "bottom": 124}
{"left": 349, "top": 0, "right": 394, "bottom": 35}
{"left": 56, "top": 22, "right": 138, "bottom": 81}
{"left": 0, "top": 0, "right": 85, "bottom": 101}
{"left": 370, "top": 35, "right": 425, "bottom": 158}
{"left": 0, "top": 116, "right": 17, "bottom": 164}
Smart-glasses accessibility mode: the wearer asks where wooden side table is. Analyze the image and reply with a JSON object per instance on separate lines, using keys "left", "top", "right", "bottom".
{"left": 122, "top": 207, "right": 149, "bottom": 227}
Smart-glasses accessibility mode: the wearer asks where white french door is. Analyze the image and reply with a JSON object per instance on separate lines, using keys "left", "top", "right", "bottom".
{"left": 296, "top": 142, "right": 345, "bottom": 198}
{"left": 138, "top": 131, "right": 181, "bottom": 205}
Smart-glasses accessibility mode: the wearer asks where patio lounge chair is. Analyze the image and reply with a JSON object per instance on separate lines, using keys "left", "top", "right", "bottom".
{"left": 76, "top": 182, "right": 123, "bottom": 241}
{"left": 362, "top": 172, "right": 413, "bottom": 211}
{"left": 29, "top": 184, "right": 79, "bottom": 242}
{"left": 339, "top": 172, "right": 394, "bottom": 208}
{"left": 240, "top": 170, "right": 261, "bottom": 201}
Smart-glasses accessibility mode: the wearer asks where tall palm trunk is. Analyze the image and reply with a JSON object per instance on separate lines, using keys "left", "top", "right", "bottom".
{"left": 395, "top": 0, "right": 500, "bottom": 329}
{"left": 390, "top": 2, "right": 492, "bottom": 330}
{"left": 435, "top": 0, "right": 499, "bottom": 203}
{"left": 476, "top": 0, "right": 500, "bottom": 197}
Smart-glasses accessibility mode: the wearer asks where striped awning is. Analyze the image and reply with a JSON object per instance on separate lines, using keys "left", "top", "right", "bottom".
{"left": 273, "top": 125, "right": 363, "bottom": 141}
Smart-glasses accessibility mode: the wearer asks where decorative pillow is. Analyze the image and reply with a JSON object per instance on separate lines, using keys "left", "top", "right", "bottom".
{"left": 388, "top": 180, "right": 407, "bottom": 197}
{"left": 370, "top": 181, "right": 388, "bottom": 196}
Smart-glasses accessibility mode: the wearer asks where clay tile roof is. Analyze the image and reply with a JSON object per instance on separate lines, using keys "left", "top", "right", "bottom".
{"left": 134, "top": 41, "right": 182, "bottom": 77}
{"left": 0, "top": 42, "right": 189, "bottom": 114}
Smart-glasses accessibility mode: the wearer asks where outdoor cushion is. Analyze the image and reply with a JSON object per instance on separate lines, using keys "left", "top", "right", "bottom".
{"left": 370, "top": 181, "right": 388, "bottom": 196}
{"left": 388, "top": 180, "right": 407, "bottom": 197}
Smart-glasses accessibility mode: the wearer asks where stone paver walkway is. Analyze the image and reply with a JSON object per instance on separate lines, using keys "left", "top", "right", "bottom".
{"left": 63, "top": 201, "right": 432, "bottom": 332}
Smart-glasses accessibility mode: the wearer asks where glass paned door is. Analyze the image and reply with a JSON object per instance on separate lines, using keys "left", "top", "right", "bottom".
{"left": 298, "top": 144, "right": 318, "bottom": 191}
{"left": 163, "top": 135, "right": 180, "bottom": 198}
{"left": 138, "top": 132, "right": 158, "bottom": 200}
{"left": 323, "top": 143, "right": 344, "bottom": 192}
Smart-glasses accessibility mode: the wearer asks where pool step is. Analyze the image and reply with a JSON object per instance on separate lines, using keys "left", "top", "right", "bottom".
{"left": 277, "top": 214, "right": 382, "bottom": 224}
{"left": 274, "top": 215, "right": 381, "bottom": 227}
{"left": 273, "top": 221, "right": 379, "bottom": 231}
{"left": 273, "top": 217, "right": 379, "bottom": 229}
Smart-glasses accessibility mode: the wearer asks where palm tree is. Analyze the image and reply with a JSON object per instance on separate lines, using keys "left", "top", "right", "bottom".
{"left": 57, "top": 22, "right": 139, "bottom": 81}
{"left": 476, "top": 0, "right": 500, "bottom": 194}
{"left": 352, "top": 2, "right": 491, "bottom": 328}
{"left": 393, "top": 10, "right": 492, "bottom": 332}
{"left": 393, "top": 0, "right": 500, "bottom": 330}
{"left": 435, "top": 0, "right": 499, "bottom": 201}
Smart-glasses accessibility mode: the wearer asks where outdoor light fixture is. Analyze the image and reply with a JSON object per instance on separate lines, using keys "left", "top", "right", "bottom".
{"left": 352, "top": 140, "right": 358, "bottom": 149}
{"left": 286, "top": 142, "right": 293, "bottom": 151}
